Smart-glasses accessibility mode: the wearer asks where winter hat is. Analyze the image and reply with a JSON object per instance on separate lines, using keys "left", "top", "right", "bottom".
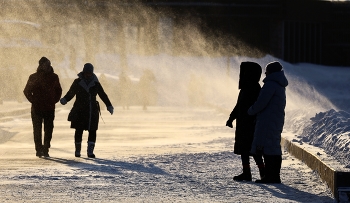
{"left": 266, "top": 61, "right": 283, "bottom": 73}
{"left": 83, "top": 63, "right": 94, "bottom": 73}
{"left": 39, "top": 57, "right": 50, "bottom": 65}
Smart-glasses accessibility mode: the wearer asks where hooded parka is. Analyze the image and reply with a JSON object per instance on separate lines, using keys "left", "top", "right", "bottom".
{"left": 228, "top": 62, "right": 262, "bottom": 155}
{"left": 62, "top": 72, "right": 112, "bottom": 131}
{"left": 23, "top": 65, "right": 62, "bottom": 111}
{"left": 248, "top": 70, "right": 288, "bottom": 155}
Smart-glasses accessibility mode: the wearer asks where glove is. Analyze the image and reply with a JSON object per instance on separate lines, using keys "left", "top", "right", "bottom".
{"left": 107, "top": 106, "right": 114, "bottom": 115}
{"left": 60, "top": 98, "right": 67, "bottom": 105}
{"left": 226, "top": 119, "right": 233, "bottom": 128}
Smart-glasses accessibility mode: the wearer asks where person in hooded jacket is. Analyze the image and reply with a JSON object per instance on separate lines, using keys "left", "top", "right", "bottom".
{"left": 23, "top": 57, "right": 62, "bottom": 157}
{"left": 60, "top": 63, "right": 113, "bottom": 158}
{"left": 226, "top": 61, "right": 265, "bottom": 181}
{"left": 248, "top": 61, "right": 288, "bottom": 184}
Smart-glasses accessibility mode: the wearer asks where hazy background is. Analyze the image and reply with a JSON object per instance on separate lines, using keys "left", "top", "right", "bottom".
{"left": 0, "top": 0, "right": 348, "bottom": 134}
{"left": 0, "top": 0, "right": 261, "bottom": 105}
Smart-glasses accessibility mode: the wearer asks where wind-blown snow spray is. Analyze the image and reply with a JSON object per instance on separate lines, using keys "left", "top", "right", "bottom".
{"left": 0, "top": 0, "right": 343, "bottom": 128}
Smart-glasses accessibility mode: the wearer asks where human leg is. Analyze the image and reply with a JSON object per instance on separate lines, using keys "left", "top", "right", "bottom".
{"left": 233, "top": 154, "right": 251, "bottom": 181}
{"left": 74, "top": 129, "right": 84, "bottom": 157}
{"left": 253, "top": 154, "right": 265, "bottom": 179}
{"left": 272, "top": 155, "right": 282, "bottom": 181}
{"left": 255, "top": 154, "right": 281, "bottom": 184}
{"left": 87, "top": 130, "right": 97, "bottom": 158}
{"left": 31, "top": 110, "right": 43, "bottom": 157}
{"left": 42, "top": 110, "right": 55, "bottom": 157}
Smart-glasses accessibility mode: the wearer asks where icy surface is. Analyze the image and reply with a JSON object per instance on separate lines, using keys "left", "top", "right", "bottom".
{"left": 0, "top": 104, "right": 335, "bottom": 202}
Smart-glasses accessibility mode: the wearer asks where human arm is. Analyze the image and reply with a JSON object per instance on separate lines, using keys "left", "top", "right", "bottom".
{"left": 97, "top": 82, "right": 113, "bottom": 115}
{"left": 60, "top": 79, "right": 77, "bottom": 105}
{"left": 23, "top": 75, "right": 35, "bottom": 103}
{"left": 54, "top": 75, "right": 62, "bottom": 103}
{"left": 247, "top": 82, "right": 275, "bottom": 115}
{"left": 226, "top": 105, "right": 238, "bottom": 128}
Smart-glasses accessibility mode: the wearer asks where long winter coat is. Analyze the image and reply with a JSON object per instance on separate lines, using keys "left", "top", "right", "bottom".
{"left": 62, "top": 73, "right": 112, "bottom": 131}
{"left": 248, "top": 71, "right": 288, "bottom": 155}
{"left": 228, "top": 62, "right": 262, "bottom": 155}
{"left": 23, "top": 66, "right": 62, "bottom": 111}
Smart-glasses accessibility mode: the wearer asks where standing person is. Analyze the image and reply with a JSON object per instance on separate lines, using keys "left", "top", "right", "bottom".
{"left": 139, "top": 69, "right": 156, "bottom": 110}
{"left": 23, "top": 57, "right": 62, "bottom": 157}
{"left": 226, "top": 61, "right": 265, "bottom": 181}
{"left": 248, "top": 61, "right": 288, "bottom": 184}
{"left": 118, "top": 70, "right": 131, "bottom": 110}
{"left": 59, "top": 63, "right": 114, "bottom": 158}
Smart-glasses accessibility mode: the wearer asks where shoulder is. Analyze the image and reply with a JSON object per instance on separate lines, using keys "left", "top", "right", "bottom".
{"left": 29, "top": 72, "right": 37, "bottom": 78}
{"left": 72, "top": 78, "right": 81, "bottom": 85}
{"left": 50, "top": 73, "right": 60, "bottom": 80}
{"left": 95, "top": 81, "right": 102, "bottom": 88}
{"left": 262, "top": 80, "right": 275, "bottom": 88}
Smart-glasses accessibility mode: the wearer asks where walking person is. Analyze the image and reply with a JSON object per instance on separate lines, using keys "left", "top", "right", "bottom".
{"left": 139, "top": 69, "right": 156, "bottom": 110}
{"left": 60, "top": 63, "right": 113, "bottom": 158}
{"left": 226, "top": 62, "right": 265, "bottom": 181}
{"left": 248, "top": 61, "right": 288, "bottom": 183}
{"left": 23, "top": 57, "right": 62, "bottom": 157}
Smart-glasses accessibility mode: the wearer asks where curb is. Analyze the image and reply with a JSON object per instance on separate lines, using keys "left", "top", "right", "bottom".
{"left": 281, "top": 137, "right": 350, "bottom": 202}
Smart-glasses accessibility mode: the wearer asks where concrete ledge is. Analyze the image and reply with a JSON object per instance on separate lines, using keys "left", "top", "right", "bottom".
{"left": 281, "top": 137, "right": 350, "bottom": 202}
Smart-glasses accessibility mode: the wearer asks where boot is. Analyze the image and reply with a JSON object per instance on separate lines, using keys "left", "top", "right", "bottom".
{"left": 36, "top": 150, "right": 43, "bottom": 157}
{"left": 87, "top": 142, "right": 96, "bottom": 158}
{"left": 255, "top": 155, "right": 281, "bottom": 184}
{"left": 42, "top": 147, "right": 50, "bottom": 157}
{"left": 233, "top": 165, "right": 252, "bottom": 181}
{"left": 75, "top": 142, "right": 81, "bottom": 157}
{"left": 35, "top": 144, "right": 43, "bottom": 157}
{"left": 43, "top": 140, "right": 51, "bottom": 157}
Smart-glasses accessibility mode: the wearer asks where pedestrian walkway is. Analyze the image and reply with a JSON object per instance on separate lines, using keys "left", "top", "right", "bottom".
{"left": 0, "top": 104, "right": 335, "bottom": 202}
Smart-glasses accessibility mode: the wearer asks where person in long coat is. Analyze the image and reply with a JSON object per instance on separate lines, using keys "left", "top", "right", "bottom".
{"left": 248, "top": 61, "right": 288, "bottom": 183}
{"left": 60, "top": 63, "right": 113, "bottom": 158}
{"left": 23, "top": 57, "right": 62, "bottom": 157}
{"left": 226, "top": 61, "right": 265, "bottom": 181}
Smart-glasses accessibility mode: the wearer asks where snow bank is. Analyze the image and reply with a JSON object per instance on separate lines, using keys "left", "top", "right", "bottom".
{"left": 299, "top": 109, "right": 350, "bottom": 168}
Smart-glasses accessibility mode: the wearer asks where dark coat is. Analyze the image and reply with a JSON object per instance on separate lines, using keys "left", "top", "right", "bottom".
{"left": 248, "top": 70, "right": 288, "bottom": 155}
{"left": 23, "top": 66, "right": 62, "bottom": 111}
{"left": 228, "top": 62, "right": 262, "bottom": 155}
{"left": 62, "top": 73, "right": 112, "bottom": 131}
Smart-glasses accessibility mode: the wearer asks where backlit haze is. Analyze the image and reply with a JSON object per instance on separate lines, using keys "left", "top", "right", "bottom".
{"left": 0, "top": 0, "right": 349, "bottom": 148}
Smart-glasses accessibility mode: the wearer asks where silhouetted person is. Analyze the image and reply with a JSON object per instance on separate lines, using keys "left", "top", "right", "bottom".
{"left": 226, "top": 61, "right": 264, "bottom": 181}
{"left": 118, "top": 70, "right": 131, "bottom": 110}
{"left": 60, "top": 63, "right": 113, "bottom": 158}
{"left": 139, "top": 69, "right": 156, "bottom": 110}
{"left": 23, "top": 57, "right": 62, "bottom": 157}
{"left": 248, "top": 61, "right": 288, "bottom": 184}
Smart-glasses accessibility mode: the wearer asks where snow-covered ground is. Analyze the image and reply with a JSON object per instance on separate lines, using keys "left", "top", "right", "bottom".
{"left": 1, "top": 54, "right": 350, "bottom": 202}
{"left": 0, "top": 104, "right": 335, "bottom": 202}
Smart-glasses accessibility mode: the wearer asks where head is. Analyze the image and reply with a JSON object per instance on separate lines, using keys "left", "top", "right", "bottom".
{"left": 83, "top": 63, "right": 94, "bottom": 79}
{"left": 37, "top": 57, "right": 51, "bottom": 72}
{"left": 265, "top": 61, "right": 283, "bottom": 76}
{"left": 239, "top": 61, "right": 262, "bottom": 89}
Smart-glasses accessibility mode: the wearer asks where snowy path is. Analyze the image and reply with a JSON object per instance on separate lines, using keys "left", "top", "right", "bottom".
{"left": 0, "top": 103, "right": 334, "bottom": 202}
